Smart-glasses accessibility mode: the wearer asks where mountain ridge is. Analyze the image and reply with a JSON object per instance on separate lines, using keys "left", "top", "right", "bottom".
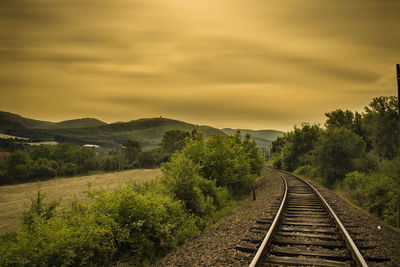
{"left": 0, "top": 111, "right": 284, "bottom": 149}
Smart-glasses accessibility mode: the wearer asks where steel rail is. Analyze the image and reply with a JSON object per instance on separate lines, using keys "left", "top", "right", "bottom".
{"left": 280, "top": 170, "right": 368, "bottom": 267}
{"left": 249, "top": 174, "right": 288, "bottom": 267}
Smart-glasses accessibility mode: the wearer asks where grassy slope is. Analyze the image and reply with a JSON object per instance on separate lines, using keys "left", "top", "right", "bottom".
{"left": 0, "top": 111, "right": 53, "bottom": 129}
{"left": 0, "top": 169, "right": 162, "bottom": 234}
{"left": 33, "top": 118, "right": 107, "bottom": 130}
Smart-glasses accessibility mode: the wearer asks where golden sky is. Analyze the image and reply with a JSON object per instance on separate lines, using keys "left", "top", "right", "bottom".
{"left": 1, "top": 0, "right": 399, "bottom": 131}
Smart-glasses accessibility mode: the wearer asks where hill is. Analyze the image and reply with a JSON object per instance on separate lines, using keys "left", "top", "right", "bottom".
{"left": 44, "top": 117, "right": 224, "bottom": 147}
{"left": 0, "top": 111, "right": 283, "bottom": 149}
{"left": 222, "top": 128, "right": 284, "bottom": 150}
{"left": 0, "top": 111, "right": 53, "bottom": 129}
{"left": 35, "top": 118, "right": 107, "bottom": 129}
{"left": 0, "top": 112, "right": 225, "bottom": 148}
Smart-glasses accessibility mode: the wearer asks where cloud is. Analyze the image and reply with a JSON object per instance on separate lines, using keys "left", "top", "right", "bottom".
{"left": 0, "top": 0, "right": 398, "bottom": 131}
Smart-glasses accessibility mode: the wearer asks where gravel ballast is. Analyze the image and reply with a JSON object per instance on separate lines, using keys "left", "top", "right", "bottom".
{"left": 302, "top": 176, "right": 400, "bottom": 267}
{"left": 156, "top": 168, "right": 283, "bottom": 266}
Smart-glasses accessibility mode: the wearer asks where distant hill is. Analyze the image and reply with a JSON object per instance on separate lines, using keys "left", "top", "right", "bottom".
{"left": 222, "top": 128, "right": 284, "bottom": 150}
{"left": 0, "top": 111, "right": 52, "bottom": 129}
{"left": 0, "top": 111, "right": 283, "bottom": 150}
{"left": 44, "top": 117, "right": 224, "bottom": 147}
{"left": 0, "top": 112, "right": 224, "bottom": 148}
{"left": 35, "top": 118, "right": 107, "bottom": 130}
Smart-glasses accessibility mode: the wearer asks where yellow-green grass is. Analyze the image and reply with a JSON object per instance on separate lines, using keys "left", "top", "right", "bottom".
{"left": 0, "top": 133, "right": 29, "bottom": 140}
{"left": 0, "top": 169, "right": 161, "bottom": 234}
{"left": 27, "top": 141, "right": 58, "bottom": 146}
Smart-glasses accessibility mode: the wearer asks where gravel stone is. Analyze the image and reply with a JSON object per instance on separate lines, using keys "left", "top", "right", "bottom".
{"left": 155, "top": 168, "right": 283, "bottom": 266}
{"left": 302, "top": 176, "right": 400, "bottom": 267}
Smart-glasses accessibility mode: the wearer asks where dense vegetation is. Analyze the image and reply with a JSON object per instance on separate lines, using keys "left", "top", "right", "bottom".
{"left": 0, "top": 131, "right": 264, "bottom": 266}
{"left": 0, "top": 129, "right": 197, "bottom": 184}
{"left": 270, "top": 96, "right": 400, "bottom": 226}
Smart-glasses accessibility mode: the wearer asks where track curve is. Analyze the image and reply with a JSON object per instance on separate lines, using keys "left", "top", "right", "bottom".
{"left": 250, "top": 169, "right": 368, "bottom": 267}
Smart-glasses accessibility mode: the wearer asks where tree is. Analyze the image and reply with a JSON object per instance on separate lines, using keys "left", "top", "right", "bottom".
{"left": 312, "top": 127, "right": 366, "bottom": 186}
{"left": 5, "top": 150, "right": 32, "bottom": 182}
{"left": 273, "top": 124, "right": 321, "bottom": 172}
{"left": 123, "top": 140, "right": 142, "bottom": 164}
{"left": 364, "top": 96, "right": 399, "bottom": 159}
{"left": 325, "top": 109, "right": 355, "bottom": 130}
{"left": 161, "top": 130, "right": 190, "bottom": 154}
{"left": 242, "top": 133, "right": 264, "bottom": 175}
{"left": 138, "top": 147, "right": 165, "bottom": 168}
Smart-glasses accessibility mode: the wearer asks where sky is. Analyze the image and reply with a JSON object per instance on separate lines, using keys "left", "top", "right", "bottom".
{"left": 1, "top": 0, "right": 399, "bottom": 131}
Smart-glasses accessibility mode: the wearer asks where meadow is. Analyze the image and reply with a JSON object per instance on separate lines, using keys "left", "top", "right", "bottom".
{"left": 0, "top": 168, "right": 161, "bottom": 234}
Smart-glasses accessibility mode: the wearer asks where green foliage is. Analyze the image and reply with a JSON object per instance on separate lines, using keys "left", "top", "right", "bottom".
{"left": 293, "top": 165, "right": 318, "bottom": 179}
{"left": 5, "top": 150, "right": 32, "bottom": 182}
{"left": 0, "top": 142, "right": 144, "bottom": 184}
{"left": 22, "top": 191, "right": 59, "bottom": 229}
{"left": 269, "top": 95, "right": 400, "bottom": 226}
{"left": 31, "top": 158, "right": 57, "bottom": 179}
{"left": 138, "top": 147, "right": 168, "bottom": 169}
{"left": 0, "top": 127, "right": 264, "bottom": 266}
{"left": 162, "top": 153, "right": 215, "bottom": 217}
{"left": 167, "top": 131, "right": 262, "bottom": 199}
{"left": 123, "top": 140, "right": 142, "bottom": 164}
{"left": 312, "top": 127, "right": 365, "bottom": 186}
{"left": 342, "top": 161, "right": 400, "bottom": 226}
{"left": 364, "top": 96, "right": 399, "bottom": 159}
{"left": 271, "top": 123, "right": 321, "bottom": 172}
{"left": 161, "top": 130, "right": 190, "bottom": 154}
{"left": 0, "top": 183, "right": 199, "bottom": 266}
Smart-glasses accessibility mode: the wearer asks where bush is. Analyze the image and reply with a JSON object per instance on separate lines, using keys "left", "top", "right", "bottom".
{"left": 58, "top": 162, "right": 78, "bottom": 176}
{"left": 294, "top": 165, "right": 318, "bottom": 179}
{"left": 0, "top": 183, "right": 199, "bottom": 266}
{"left": 0, "top": 132, "right": 264, "bottom": 266}
{"left": 31, "top": 158, "right": 57, "bottom": 179}
{"left": 162, "top": 153, "right": 214, "bottom": 217}
{"left": 342, "top": 166, "right": 400, "bottom": 226}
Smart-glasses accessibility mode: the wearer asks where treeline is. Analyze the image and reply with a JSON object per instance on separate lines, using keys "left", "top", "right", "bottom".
{"left": 0, "top": 130, "right": 195, "bottom": 184}
{"left": 270, "top": 96, "right": 400, "bottom": 226}
{"left": 0, "top": 131, "right": 264, "bottom": 266}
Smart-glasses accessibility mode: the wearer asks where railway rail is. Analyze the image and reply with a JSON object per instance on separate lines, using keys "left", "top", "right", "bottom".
{"left": 244, "top": 168, "right": 369, "bottom": 266}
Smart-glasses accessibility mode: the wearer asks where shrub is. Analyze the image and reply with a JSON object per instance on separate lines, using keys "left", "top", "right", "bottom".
{"left": 162, "top": 153, "right": 214, "bottom": 217}
{"left": 0, "top": 183, "right": 199, "bottom": 266}
{"left": 294, "top": 165, "right": 318, "bottom": 179}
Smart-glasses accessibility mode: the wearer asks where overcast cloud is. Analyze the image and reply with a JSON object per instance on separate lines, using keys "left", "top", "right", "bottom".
{"left": 1, "top": 0, "right": 399, "bottom": 130}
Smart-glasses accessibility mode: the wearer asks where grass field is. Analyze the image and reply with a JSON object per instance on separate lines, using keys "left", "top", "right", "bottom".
{"left": 0, "top": 169, "right": 162, "bottom": 234}
{"left": 0, "top": 133, "right": 29, "bottom": 140}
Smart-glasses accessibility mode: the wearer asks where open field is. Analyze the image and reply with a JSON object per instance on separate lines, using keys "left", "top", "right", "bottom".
{"left": 0, "top": 169, "right": 161, "bottom": 234}
{"left": 27, "top": 141, "right": 58, "bottom": 146}
{"left": 0, "top": 133, "right": 28, "bottom": 140}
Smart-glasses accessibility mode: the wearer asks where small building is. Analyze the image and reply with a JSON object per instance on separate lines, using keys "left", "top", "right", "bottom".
{"left": 83, "top": 144, "right": 100, "bottom": 148}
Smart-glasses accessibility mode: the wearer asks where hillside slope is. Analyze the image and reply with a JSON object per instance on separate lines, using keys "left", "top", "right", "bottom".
{"left": 0, "top": 112, "right": 225, "bottom": 148}
{"left": 35, "top": 118, "right": 107, "bottom": 129}
{"left": 0, "top": 111, "right": 52, "bottom": 129}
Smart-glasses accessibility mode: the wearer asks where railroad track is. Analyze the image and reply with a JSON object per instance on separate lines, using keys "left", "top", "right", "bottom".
{"left": 241, "top": 169, "right": 369, "bottom": 266}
